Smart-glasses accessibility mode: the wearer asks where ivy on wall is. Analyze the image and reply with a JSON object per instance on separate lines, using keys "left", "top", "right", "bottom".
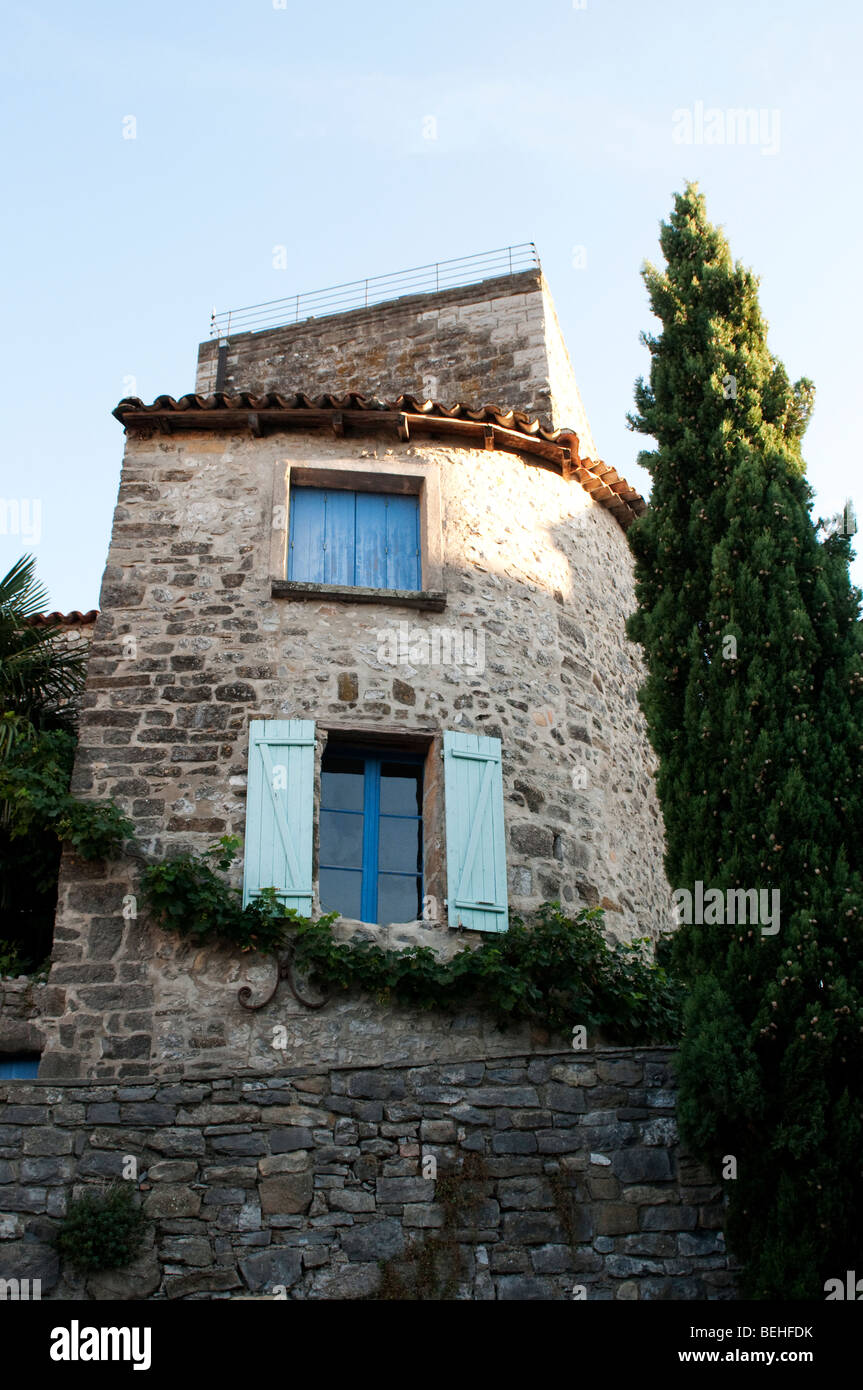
{"left": 140, "top": 837, "right": 682, "bottom": 1044}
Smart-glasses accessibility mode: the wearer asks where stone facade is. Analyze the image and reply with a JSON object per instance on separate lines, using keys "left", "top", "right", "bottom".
{"left": 0, "top": 1048, "right": 734, "bottom": 1301}
{"left": 36, "top": 268, "right": 672, "bottom": 1081}
{"left": 0, "top": 978, "right": 46, "bottom": 1058}
{"left": 39, "top": 424, "right": 671, "bottom": 1078}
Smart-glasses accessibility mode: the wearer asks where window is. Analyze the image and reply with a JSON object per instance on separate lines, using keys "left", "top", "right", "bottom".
{"left": 0, "top": 1055, "right": 40, "bottom": 1078}
{"left": 241, "top": 720, "right": 509, "bottom": 934}
{"left": 288, "top": 487, "right": 421, "bottom": 591}
{"left": 319, "top": 747, "right": 423, "bottom": 924}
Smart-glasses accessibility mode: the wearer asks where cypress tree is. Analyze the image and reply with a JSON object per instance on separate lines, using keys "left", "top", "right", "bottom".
{"left": 627, "top": 182, "right": 863, "bottom": 1297}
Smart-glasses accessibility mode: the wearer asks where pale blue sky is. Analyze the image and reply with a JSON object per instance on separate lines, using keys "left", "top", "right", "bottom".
{"left": 2, "top": 0, "right": 860, "bottom": 608}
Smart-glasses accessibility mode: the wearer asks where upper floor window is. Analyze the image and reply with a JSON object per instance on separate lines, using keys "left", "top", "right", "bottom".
{"left": 288, "top": 486, "right": 421, "bottom": 591}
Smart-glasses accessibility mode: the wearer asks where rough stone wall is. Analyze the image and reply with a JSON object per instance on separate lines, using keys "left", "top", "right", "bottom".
{"left": 0, "top": 1048, "right": 734, "bottom": 1301}
{"left": 40, "top": 425, "right": 671, "bottom": 1078}
{"left": 195, "top": 271, "right": 597, "bottom": 451}
{"left": 0, "top": 979, "right": 46, "bottom": 1057}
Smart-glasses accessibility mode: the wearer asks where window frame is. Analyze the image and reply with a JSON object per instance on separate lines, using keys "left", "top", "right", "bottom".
{"left": 270, "top": 458, "right": 445, "bottom": 606}
{"left": 318, "top": 742, "right": 425, "bottom": 926}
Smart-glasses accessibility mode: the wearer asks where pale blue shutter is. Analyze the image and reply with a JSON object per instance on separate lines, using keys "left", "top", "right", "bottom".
{"left": 243, "top": 719, "right": 315, "bottom": 913}
{"left": 443, "top": 731, "right": 508, "bottom": 932}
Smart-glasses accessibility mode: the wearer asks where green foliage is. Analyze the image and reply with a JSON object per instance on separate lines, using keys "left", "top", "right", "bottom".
{"left": 54, "top": 800, "right": 134, "bottom": 860}
{"left": 627, "top": 182, "right": 863, "bottom": 1297}
{"left": 140, "top": 840, "right": 680, "bottom": 1040}
{"left": 139, "top": 836, "right": 313, "bottom": 954}
{"left": 0, "top": 730, "right": 132, "bottom": 862}
{"left": 56, "top": 1183, "right": 148, "bottom": 1273}
{"left": 0, "top": 555, "right": 87, "bottom": 759}
{"left": 0, "top": 727, "right": 132, "bottom": 966}
{"left": 293, "top": 902, "right": 681, "bottom": 1043}
{"left": 0, "top": 940, "right": 29, "bottom": 977}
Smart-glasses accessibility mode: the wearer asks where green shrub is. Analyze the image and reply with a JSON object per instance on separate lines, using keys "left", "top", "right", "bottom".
{"left": 56, "top": 1183, "right": 148, "bottom": 1273}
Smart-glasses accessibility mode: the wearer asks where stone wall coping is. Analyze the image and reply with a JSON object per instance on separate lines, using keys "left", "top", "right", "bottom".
{"left": 0, "top": 1044, "right": 677, "bottom": 1089}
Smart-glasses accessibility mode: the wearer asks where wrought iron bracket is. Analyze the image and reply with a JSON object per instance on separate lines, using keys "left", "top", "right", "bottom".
{"left": 237, "top": 945, "right": 330, "bottom": 1012}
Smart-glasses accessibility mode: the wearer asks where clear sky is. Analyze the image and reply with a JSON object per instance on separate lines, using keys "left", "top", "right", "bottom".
{"left": 2, "top": 0, "right": 860, "bottom": 609}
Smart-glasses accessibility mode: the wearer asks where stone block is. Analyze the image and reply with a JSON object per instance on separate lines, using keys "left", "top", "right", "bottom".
{"left": 611, "top": 1149, "right": 673, "bottom": 1183}
{"left": 143, "top": 1185, "right": 202, "bottom": 1219}
{"left": 641, "top": 1204, "right": 697, "bottom": 1231}
{"left": 341, "top": 1218, "right": 404, "bottom": 1263}
{"left": 259, "top": 1169, "right": 314, "bottom": 1216}
{"left": 239, "top": 1247, "right": 302, "bottom": 1293}
{"left": 594, "top": 1203, "right": 638, "bottom": 1235}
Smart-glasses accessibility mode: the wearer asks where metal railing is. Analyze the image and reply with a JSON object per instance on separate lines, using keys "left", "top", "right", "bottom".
{"left": 209, "top": 243, "right": 540, "bottom": 340}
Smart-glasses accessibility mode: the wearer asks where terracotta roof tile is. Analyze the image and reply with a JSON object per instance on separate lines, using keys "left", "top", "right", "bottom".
{"left": 27, "top": 610, "right": 99, "bottom": 627}
{"left": 113, "top": 392, "right": 647, "bottom": 530}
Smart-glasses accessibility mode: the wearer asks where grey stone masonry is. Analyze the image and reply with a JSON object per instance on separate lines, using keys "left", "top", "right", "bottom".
{"left": 42, "top": 266, "right": 672, "bottom": 1079}
{"left": 0, "top": 978, "right": 47, "bottom": 1055}
{"left": 0, "top": 1048, "right": 735, "bottom": 1301}
{"left": 196, "top": 270, "right": 598, "bottom": 449}
{"left": 41, "top": 425, "right": 672, "bottom": 1078}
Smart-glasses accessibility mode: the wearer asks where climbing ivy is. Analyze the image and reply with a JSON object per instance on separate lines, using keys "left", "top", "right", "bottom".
{"left": 374, "top": 1152, "right": 493, "bottom": 1300}
{"left": 138, "top": 838, "right": 681, "bottom": 1043}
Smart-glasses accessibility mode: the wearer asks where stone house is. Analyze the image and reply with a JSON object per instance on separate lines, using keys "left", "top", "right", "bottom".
{"left": 0, "top": 255, "right": 736, "bottom": 1304}
{"left": 34, "top": 256, "right": 672, "bottom": 1081}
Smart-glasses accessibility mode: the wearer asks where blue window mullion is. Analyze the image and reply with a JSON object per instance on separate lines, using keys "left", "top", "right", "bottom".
{"left": 360, "top": 757, "right": 381, "bottom": 923}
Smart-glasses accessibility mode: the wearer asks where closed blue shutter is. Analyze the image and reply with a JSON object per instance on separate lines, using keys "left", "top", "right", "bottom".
{"left": 355, "top": 493, "right": 387, "bottom": 588}
{"left": 243, "top": 719, "right": 315, "bottom": 913}
{"left": 443, "top": 731, "right": 508, "bottom": 932}
{"left": 288, "top": 488, "right": 325, "bottom": 583}
{"left": 386, "top": 495, "right": 421, "bottom": 590}
{"left": 289, "top": 486, "right": 420, "bottom": 591}
{"left": 0, "top": 1057, "right": 40, "bottom": 1078}
{"left": 323, "top": 489, "right": 356, "bottom": 586}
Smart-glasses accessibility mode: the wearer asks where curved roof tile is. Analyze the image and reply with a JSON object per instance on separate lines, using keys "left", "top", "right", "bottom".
{"left": 112, "top": 393, "right": 647, "bottom": 530}
{"left": 27, "top": 610, "right": 99, "bottom": 627}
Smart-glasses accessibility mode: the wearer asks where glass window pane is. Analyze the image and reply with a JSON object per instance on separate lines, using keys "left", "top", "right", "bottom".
{"left": 320, "top": 868, "right": 363, "bottom": 919}
{"left": 378, "top": 815, "right": 421, "bottom": 873}
{"left": 321, "top": 758, "right": 364, "bottom": 811}
{"left": 379, "top": 764, "right": 422, "bottom": 815}
{"left": 320, "top": 810, "right": 363, "bottom": 868}
{"left": 377, "top": 874, "right": 421, "bottom": 925}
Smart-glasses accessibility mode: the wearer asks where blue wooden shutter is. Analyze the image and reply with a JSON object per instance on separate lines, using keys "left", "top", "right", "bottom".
{"left": 290, "top": 487, "right": 420, "bottom": 591}
{"left": 355, "top": 493, "right": 387, "bottom": 588}
{"left": 323, "top": 489, "right": 356, "bottom": 586}
{"left": 385, "top": 494, "right": 421, "bottom": 590}
{"left": 243, "top": 719, "right": 315, "bottom": 913}
{"left": 443, "top": 731, "right": 508, "bottom": 932}
{"left": 288, "top": 488, "right": 326, "bottom": 583}
{"left": 0, "top": 1057, "right": 40, "bottom": 1079}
